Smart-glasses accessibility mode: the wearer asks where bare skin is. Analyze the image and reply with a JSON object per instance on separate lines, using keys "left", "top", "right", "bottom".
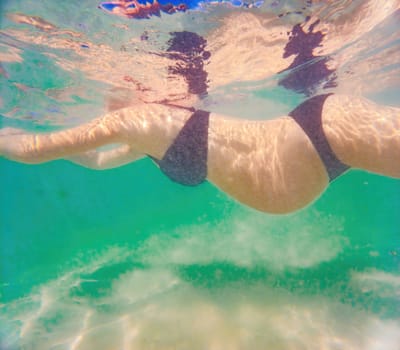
{"left": 1, "top": 95, "right": 399, "bottom": 214}
{"left": 1, "top": 2, "right": 399, "bottom": 214}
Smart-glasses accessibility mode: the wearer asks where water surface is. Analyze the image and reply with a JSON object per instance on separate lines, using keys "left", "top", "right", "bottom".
{"left": 1, "top": 1, "right": 399, "bottom": 349}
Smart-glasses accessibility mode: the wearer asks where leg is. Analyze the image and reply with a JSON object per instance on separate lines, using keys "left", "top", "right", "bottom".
{"left": 0, "top": 110, "right": 126, "bottom": 164}
{"left": 0, "top": 103, "right": 195, "bottom": 165}
{"left": 1, "top": 97, "right": 398, "bottom": 214}
{"left": 155, "top": 95, "right": 400, "bottom": 213}
{"left": 0, "top": 104, "right": 324, "bottom": 213}
{"left": 67, "top": 144, "right": 143, "bottom": 170}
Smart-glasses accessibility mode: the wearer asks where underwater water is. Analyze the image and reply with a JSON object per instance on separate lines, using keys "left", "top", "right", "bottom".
{"left": 1, "top": 0, "right": 400, "bottom": 349}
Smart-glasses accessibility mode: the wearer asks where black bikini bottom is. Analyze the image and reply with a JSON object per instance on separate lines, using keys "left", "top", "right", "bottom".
{"left": 154, "top": 109, "right": 210, "bottom": 186}
{"left": 154, "top": 94, "right": 349, "bottom": 186}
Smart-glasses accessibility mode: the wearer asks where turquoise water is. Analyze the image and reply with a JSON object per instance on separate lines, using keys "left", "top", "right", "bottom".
{"left": 1, "top": 0, "right": 400, "bottom": 349}
{"left": 2, "top": 157, "right": 399, "bottom": 348}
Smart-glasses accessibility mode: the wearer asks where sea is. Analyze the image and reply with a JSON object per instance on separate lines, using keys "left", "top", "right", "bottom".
{"left": 1, "top": 0, "right": 399, "bottom": 349}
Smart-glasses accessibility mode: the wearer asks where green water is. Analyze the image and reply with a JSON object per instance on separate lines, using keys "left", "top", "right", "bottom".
{"left": 1, "top": 155, "right": 399, "bottom": 348}
{"left": 1, "top": 0, "right": 400, "bottom": 347}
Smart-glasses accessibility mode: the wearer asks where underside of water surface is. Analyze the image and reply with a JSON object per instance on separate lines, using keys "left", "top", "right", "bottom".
{"left": 1, "top": 0, "right": 399, "bottom": 349}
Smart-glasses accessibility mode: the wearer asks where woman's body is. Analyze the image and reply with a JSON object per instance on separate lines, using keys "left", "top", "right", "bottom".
{"left": 1, "top": 94, "right": 399, "bottom": 213}
{"left": 1, "top": 2, "right": 399, "bottom": 213}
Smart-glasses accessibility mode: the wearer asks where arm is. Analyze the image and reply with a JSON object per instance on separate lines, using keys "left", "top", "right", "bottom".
{"left": 1, "top": 97, "right": 398, "bottom": 214}
{"left": 322, "top": 95, "right": 400, "bottom": 179}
